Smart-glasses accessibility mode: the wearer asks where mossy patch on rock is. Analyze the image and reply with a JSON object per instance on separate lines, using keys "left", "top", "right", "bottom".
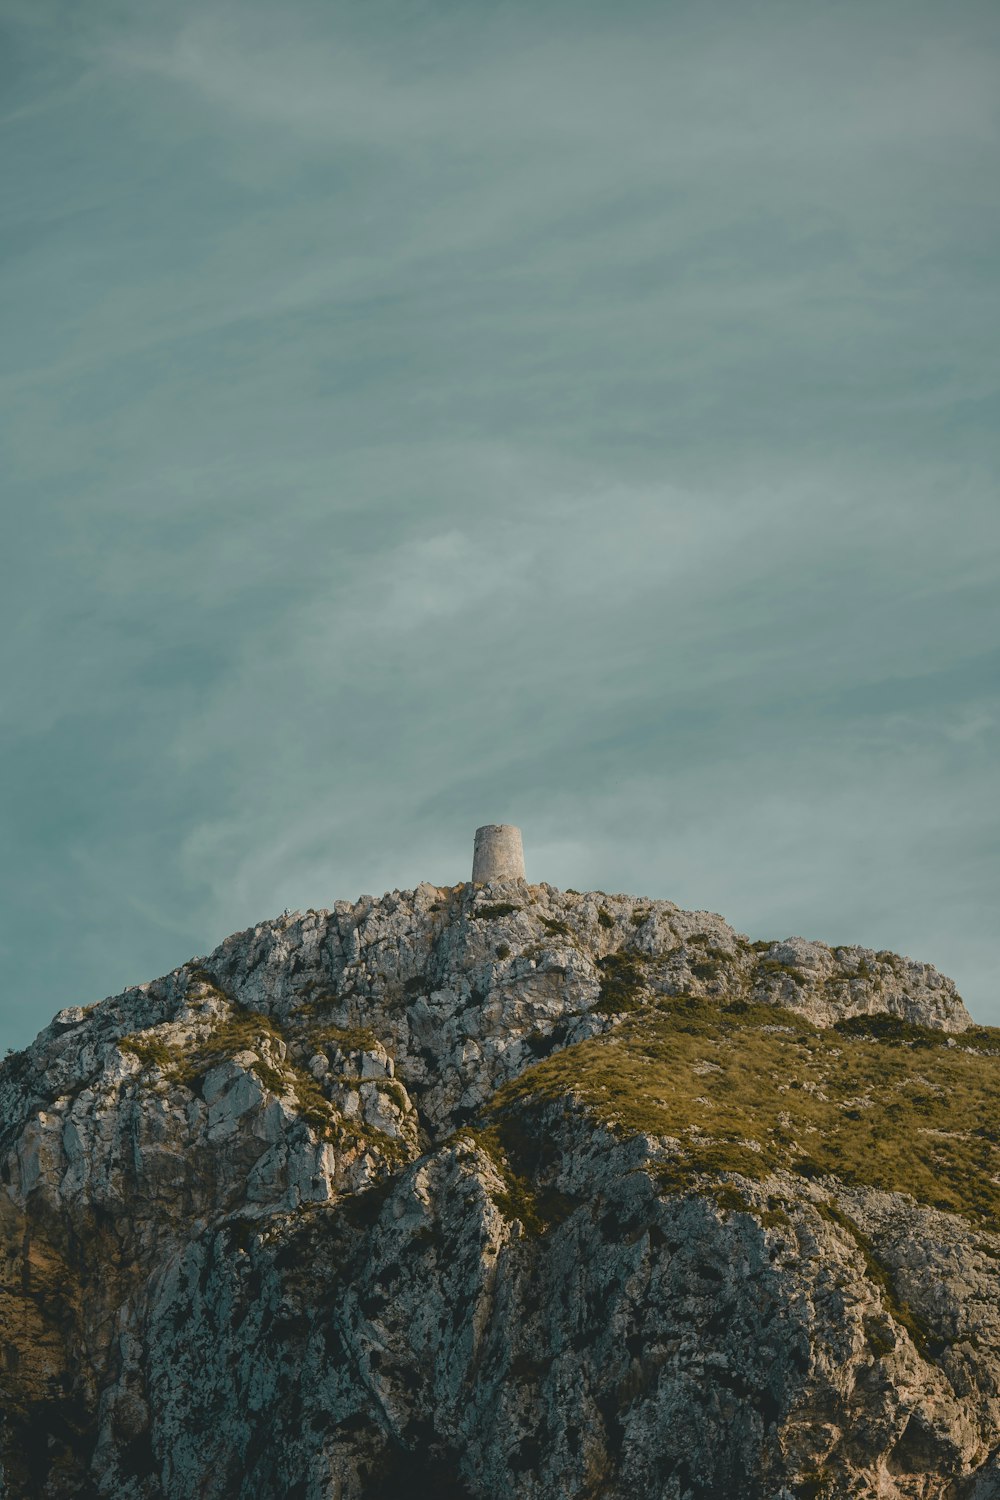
{"left": 491, "top": 995, "right": 1000, "bottom": 1225}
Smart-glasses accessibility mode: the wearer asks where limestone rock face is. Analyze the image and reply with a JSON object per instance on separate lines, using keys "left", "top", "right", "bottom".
{"left": 0, "top": 882, "right": 991, "bottom": 1500}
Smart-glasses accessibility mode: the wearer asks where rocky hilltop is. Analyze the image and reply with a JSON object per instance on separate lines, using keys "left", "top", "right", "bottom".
{"left": 1, "top": 882, "right": 998, "bottom": 1499}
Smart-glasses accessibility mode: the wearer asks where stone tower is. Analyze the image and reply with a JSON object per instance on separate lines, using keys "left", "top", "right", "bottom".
{"left": 472, "top": 824, "right": 525, "bottom": 883}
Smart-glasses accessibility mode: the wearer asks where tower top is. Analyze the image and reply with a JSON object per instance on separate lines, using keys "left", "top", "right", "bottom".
{"left": 472, "top": 824, "right": 525, "bottom": 883}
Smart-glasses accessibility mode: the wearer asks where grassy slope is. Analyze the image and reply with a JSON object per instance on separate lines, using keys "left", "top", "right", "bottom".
{"left": 491, "top": 997, "right": 1000, "bottom": 1226}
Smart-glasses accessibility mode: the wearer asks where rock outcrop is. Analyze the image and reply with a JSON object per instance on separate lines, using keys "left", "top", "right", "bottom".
{"left": 1, "top": 882, "right": 995, "bottom": 1499}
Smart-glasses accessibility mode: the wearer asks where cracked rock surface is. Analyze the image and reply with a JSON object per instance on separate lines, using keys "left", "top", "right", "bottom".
{"left": 0, "top": 881, "right": 995, "bottom": 1499}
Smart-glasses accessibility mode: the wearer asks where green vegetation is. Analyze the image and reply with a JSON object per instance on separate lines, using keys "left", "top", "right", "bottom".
{"left": 116, "top": 1008, "right": 409, "bottom": 1158}
{"left": 119, "top": 1020, "right": 358, "bottom": 1146}
{"left": 489, "top": 994, "right": 1000, "bottom": 1226}
{"left": 863, "top": 1316, "right": 896, "bottom": 1359}
{"left": 955, "top": 1028, "right": 1000, "bottom": 1054}
{"left": 305, "top": 1023, "right": 381, "bottom": 1054}
{"left": 539, "top": 916, "right": 571, "bottom": 937}
{"left": 520, "top": 942, "right": 548, "bottom": 962}
{"left": 292, "top": 988, "right": 360, "bottom": 1022}
{"left": 597, "top": 909, "right": 616, "bottom": 929}
{"left": 593, "top": 953, "right": 647, "bottom": 1015}
{"left": 117, "top": 1035, "right": 177, "bottom": 1073}
{"left": 757, "top": 960, "right": 808, "bottom": 985}
{"left": 815, "top": 1200, "right": 931, "bottom": 1354}
{"left": 188, "top": 1013, "right": 287, "bottom": 1085}
{"left": 120, "top": 1010, "right": 292, "bottom": 1097}
{"left": 185, "top": 965, "right": 228, "bottom": 994}
{"left": 686, "top": 940, "right": 734, "bottom": 966}
{"left": 834, "top": 1014, "right": 930, "bottom": 1042}
{"left": 455, "top": 1124, "right": 575, "bottom": 1237}
{"left": 474, "top": 903, "right": 520, "bottom": 920}
{"left": 835, "top": 1014, "right": 1000, "bottom": 1053}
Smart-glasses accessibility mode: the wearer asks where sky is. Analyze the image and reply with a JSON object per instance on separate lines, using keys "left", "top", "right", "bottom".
{"left": 1, "top": 0, "right": 998, "bottom": 1049}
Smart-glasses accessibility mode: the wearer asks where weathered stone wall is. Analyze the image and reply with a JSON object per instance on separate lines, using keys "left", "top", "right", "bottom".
{"left": 472, "top": 823, "right": 525, "bottom": 883}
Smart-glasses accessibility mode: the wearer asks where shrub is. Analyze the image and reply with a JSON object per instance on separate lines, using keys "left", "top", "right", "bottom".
{"left": 594, "top": 953, "right": 646, "bottom": 1015}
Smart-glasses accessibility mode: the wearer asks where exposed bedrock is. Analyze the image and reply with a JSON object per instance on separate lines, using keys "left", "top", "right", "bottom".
{"left": 0, "top": 882, "right": 990, "bottom": 1499}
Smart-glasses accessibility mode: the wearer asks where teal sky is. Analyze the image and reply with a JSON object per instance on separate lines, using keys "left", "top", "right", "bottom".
{"left": 2, "top": 0, "right": 998, "bottom": 1048}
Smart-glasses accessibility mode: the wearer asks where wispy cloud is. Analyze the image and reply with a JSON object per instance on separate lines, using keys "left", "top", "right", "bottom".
{"left": 1, "top": 0, "right": 997, "bottom": 1045}
{"left": 103, "top": 7, "right": 1000, "bottom": 155}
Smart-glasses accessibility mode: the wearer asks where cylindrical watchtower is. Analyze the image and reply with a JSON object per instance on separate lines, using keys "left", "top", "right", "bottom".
{"left": 472, "top": 824, "right": 525, "bottom": 883}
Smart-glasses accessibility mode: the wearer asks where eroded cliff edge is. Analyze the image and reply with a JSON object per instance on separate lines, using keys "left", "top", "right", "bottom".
{"left": 1, "top": 882, "right": 998, "bottom": 1499}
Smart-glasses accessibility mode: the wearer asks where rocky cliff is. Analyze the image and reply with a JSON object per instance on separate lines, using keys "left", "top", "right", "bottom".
{"left": 1, "top": 882, "right": 998, "bottom": 1499}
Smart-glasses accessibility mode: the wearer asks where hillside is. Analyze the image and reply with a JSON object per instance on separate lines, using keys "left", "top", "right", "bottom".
{"left": 1, "top": 882, "right": 998, "bottom": 1499}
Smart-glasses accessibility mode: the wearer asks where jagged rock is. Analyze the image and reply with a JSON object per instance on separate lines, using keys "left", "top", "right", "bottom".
{"left": 0, "top": 882, "right": 992, "bottom": 1499}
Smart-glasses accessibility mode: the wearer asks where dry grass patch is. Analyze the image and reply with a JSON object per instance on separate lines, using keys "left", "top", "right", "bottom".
{"left": 490, "top": 996, "right": 1000, "bottom": 1225}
